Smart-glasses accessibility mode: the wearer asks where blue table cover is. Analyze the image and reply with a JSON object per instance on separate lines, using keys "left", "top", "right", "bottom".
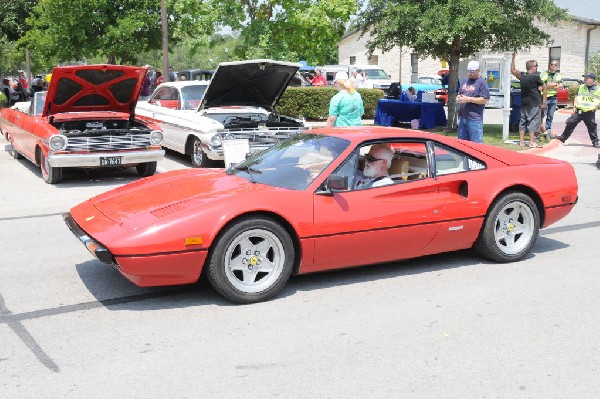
{"left": 374, "top": 99, "right": 447, "bottom": 129}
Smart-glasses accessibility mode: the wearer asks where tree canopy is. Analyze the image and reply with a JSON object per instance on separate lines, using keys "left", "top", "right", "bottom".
{"left": 356, "top": 0, "right": 569, "bottom": 128}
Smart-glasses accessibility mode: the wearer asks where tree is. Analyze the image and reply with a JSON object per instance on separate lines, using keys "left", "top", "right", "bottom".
{"left": 587, "top": 51, "right": 600, "bottom": 78}
{"left": 356, "top": 0, "right": 568, "bottom": 129}
{"left": 177, "top": 0, "right": 359, "bottom": 65}
{"left": 22, "top": 0, "right": 178, "bottom": 66}
{"left": 0, "top": 1, "right": 37, "bottom": 75}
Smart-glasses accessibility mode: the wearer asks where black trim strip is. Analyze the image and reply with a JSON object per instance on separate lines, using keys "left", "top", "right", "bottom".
{"left": 115, "top": 247, "right": 208, "bottom": 259}
{"left": 305, "top": 215, "right": 485, "bottom": 239}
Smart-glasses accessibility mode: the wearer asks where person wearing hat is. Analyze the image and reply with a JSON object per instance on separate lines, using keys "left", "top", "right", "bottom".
{"left": 456, "top": 60, "right": 490, "bottom": 143}
{"left": 511, "top": 53, "right": 547, "bottom": 148}
{"left": 326, "top": 71, "right": 364, "bottom": 127}
{"left": 554, "top": 73, "right": 600, "bottom": 148}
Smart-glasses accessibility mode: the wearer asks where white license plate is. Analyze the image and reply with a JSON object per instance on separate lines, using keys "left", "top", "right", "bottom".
{"left": 100, "top": 156, "right": 122, "bottom": 166}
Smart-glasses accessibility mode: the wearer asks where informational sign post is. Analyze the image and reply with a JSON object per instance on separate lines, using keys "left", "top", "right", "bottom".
{"left": 223, "top": 139, "right": 250, "bottom": 168}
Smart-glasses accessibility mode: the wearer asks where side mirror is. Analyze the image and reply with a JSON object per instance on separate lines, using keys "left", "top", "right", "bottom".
{"left": 316, "top": 174, "right": 349, "bottom": 196}
{"left": 327, "top": 174, "right": 349, "bottom": 190}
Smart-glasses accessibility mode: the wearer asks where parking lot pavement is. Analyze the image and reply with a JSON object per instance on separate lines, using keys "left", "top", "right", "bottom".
{"left": 1, "top": 124, "right": 600, "bottom": 397}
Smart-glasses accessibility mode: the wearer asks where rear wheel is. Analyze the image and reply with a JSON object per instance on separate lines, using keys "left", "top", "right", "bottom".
{"left": 9, "top": 138, "right": 22, "bottom": 159}
{"left": 474, "top": 192, "right": 539, "bottom": 263}
{"left": 207, "top": 217, "right": 295, "bottom": 304}
{"left": 190, "top": 137, "right": 210, "bottom": 167}
{"left": 40, "top": 151, "right": 62, "bottom": 184}
{"left": 136, "top": 161, "right": 157, "bottom": 177}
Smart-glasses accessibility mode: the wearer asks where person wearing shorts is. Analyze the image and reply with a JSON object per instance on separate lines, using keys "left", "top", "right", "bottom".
{"left": 511, "top": 53, "right": 547, "bottom": 147}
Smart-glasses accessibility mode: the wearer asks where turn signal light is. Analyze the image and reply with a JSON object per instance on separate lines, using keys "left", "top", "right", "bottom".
{"left": 185, "top": 237, "right": 203, "bottom": 246}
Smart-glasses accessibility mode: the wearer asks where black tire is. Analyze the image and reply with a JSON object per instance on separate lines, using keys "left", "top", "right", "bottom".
{"left": 473, "top": 191, "right": 540, "bottom": 263}
{"left": 9, "top": 139, "right": 22, "bottom": 159}
{"left": 207, "top": 217, "right": 295, "bottom": 304}
{"left": 189, "top": 137, "right": 210, "bottom": 167}
{"left": 40, "top": 151, "right": 62, "bottom": 184}
{"left": 136, "top": 161, "right": 157, "bottom": 177}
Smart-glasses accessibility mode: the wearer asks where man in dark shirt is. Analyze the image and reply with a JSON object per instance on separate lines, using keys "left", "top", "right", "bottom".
{"left": 511, "top": 53, "right": 547, "bottom": 147}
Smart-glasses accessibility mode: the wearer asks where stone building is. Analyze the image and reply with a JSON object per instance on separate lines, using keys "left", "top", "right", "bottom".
{"left": 338, "top": 15, "right": 600, "bottom": 84}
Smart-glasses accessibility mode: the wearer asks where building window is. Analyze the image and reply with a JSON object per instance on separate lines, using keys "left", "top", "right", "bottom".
{"left": 368, "top": 55, "right": 378, "bottom": 65}
{"left": 549, "top": 47, "right": 561, "bottom": 68}
{"left": 411, "top": 54, "right": 419, "bottom": 83}
{"left": 349, "top": 56, "right": 356, "bottom": 65}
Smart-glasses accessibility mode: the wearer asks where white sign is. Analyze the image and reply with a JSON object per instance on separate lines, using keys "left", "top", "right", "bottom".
{"left": 223, "top": 139, "right": 250, "bottom": 168}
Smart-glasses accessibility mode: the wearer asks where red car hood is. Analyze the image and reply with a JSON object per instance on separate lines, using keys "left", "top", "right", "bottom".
{"left": 89, "top": 169, "right": 260, "bottom": 226}
{"left": 43, "top": 64, "right": 147, "bottom": 118}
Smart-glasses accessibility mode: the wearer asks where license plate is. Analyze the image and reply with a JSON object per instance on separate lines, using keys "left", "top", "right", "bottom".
{"left": 100, "top": 156, "right": 122, "bottom": 166}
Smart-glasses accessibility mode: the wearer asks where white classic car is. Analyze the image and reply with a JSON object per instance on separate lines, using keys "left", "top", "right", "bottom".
{"left": 136, "top": 59, "right": 307, "bottom": 167}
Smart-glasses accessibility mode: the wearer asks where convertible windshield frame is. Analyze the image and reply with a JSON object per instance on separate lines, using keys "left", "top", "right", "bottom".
{"left": 228, "top": 133, "right": 350, "bottom": 190}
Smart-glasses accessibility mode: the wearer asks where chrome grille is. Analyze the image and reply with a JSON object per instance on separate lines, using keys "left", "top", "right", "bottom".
{"left": 66, "top": 134, "right": 152, "bottom": 151}
{"left": 217, "top": 127, "right": 308, "bottom": 144}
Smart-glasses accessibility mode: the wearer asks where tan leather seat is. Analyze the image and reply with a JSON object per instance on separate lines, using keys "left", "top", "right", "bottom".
{"left": 389, "top": 158, "right": 410, "bottom": 180}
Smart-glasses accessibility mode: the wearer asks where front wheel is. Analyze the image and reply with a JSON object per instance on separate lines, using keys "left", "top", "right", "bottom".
{"left": 474, "top": 192, "right": 540, "bottom": 263}
{"left": 207, "top": 217, "right": 295, "bottom": 304}
{"left": 40, "top": 151, "right": 62, "bottom": 184}
{"left": 136, "top": 161, "right": 157, "bottom": 177}
{"left": 189, "top": 137, "right": 210, "bottom": 167}
{"left": 9, "top": 139, "right": 22, "bottom": 159}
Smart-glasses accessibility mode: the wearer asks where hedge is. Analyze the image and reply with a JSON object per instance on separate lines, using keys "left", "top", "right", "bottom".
{"left": 277, "top": 86, "right": 385, "bottom": 121}
{"left": 0, "top": 92, "right": 7, "bottom": 108}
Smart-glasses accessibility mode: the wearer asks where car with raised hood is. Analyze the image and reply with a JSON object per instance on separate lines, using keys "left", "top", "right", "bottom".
{"left": 0, "top": 64, "right": 164, "bottom": 184}
{"left": 135, "top": 59, "right": 307, "bottom": 167}
{"left": 64, "top": 126, "right": 578, "bottom": 304}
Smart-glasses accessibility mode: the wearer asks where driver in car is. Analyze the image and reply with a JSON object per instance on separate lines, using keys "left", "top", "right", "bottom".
{"left": 353, "top": 144, "right": 394, "bottom": 189}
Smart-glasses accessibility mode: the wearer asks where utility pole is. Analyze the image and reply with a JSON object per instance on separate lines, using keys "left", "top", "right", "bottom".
{"left": 161, "top": 0, "right": 170, "bottom": 82}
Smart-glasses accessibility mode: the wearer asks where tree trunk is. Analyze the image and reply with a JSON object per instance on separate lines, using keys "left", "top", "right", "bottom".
{"left": 446, "top": 39, "right": 462, "bottom": 130}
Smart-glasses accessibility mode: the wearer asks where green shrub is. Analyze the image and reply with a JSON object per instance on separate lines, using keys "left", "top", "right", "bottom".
{"left": 0, "top": 92, "right": 7, "bottom": 108}
{"left": 277, "top": 87, "right": 385, "bottom": 120}
{"left": 568, "top": 84, "right": 580, "bottom": 101}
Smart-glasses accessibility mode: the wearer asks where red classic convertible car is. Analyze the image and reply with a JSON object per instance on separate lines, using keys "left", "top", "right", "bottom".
{"left": 0, "top": 64, "right": 164, "bottom": 183}
{"left": 64, "top": 127, "right": 578, "bottom": 303}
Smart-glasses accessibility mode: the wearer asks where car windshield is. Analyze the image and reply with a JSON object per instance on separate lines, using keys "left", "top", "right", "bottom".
{"left": 228, "top": 133, "right": 350, "bottom": 190}
{"left": 180, "top": 85, "right": 208, "bottom": 109}
{"left": 34, "top": 92, "right": 47, "bottom": 116}
{"left": 364, "top": 69, "right": 389, "bottom": 79}
{"left": 417, "top": 77, "right": 441, "bottom": 85}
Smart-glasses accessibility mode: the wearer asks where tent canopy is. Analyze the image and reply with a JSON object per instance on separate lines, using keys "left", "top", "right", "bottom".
{"left": 298, "top": 60, "right": 316, "bottom": 71}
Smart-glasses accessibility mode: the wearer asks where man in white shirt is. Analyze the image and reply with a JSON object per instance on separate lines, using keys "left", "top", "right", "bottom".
{"left": 354, "top": 144, "right": 394, "bottom": 189}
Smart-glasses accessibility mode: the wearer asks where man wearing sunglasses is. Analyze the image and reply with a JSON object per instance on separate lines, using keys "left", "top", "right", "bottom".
{"left": 511, "top": 52, "right": 547, "bottom": 148}
{"left": 354, "top": 145, "right": 394, "bottom": 189}
{"left": 540, "top": 60, "right": 563, "bottom": 140}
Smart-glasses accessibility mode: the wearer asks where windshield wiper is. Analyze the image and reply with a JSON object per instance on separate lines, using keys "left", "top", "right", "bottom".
{"left": 231, "top": 164, "right": 262, "bottom": 183}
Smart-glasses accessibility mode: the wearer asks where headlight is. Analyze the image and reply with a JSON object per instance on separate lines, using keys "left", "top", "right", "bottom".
{"left": 211, "top": 135, "right": 223, "bottom": 147}
{"left": 49, "top": 135, "right": 68, "bottom": 151}
{"left": 224, "top": 133, "right": 235, "bottom": 141}
{"left": 150, "top": 130, "right": 163, "bottom": 145}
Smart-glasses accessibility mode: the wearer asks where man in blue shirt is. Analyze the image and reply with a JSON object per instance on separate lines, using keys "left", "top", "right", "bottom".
{"left": 457, "top": 61, "right": 490, "bottom": 143}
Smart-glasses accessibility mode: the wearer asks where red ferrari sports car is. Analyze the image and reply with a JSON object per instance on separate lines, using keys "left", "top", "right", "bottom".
{"left": 64, "top": 127, "right": 578, "bottom": 303}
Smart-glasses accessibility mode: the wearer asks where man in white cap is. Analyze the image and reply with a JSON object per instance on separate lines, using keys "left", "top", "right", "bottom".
{"left": 456, "top": 60, "right": 490, "bottom": 143}
{"left": 326, "top": 71, "right": 364, "bottom": 127}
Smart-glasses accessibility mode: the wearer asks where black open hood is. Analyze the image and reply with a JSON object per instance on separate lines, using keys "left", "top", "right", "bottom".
{"left": 200, "top": 59, "right": 300, "bottom": 111}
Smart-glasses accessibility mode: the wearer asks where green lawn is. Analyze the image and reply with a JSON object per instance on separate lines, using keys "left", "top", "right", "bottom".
{"left": 415, "top": 124, "right": 535, "bottom": 151}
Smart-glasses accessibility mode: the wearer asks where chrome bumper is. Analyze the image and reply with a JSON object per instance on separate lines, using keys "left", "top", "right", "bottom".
{"left": 48, "top": 149, "right": 165, "bottom": 168}
{"left": 62, "top": 213, "right": 114, "bottom": 264}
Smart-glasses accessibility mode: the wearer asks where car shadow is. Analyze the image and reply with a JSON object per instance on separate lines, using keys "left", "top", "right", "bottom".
{"left": 8, "top": 149, "right": 152, "bottom": 187}
{"left": 74, "top": 235, "right": 568, "bottom": 310}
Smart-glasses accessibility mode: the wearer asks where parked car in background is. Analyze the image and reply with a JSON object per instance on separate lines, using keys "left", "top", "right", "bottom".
{"left": 64, "top": 126, "right": 578, "bottom": 304}
{"left": 0, "top": 64, "right": 164, "bottom": 184}
{"left": 176, "top": 69, "right": 213, "bottom": 82}
{"left": 136, "top": 59, "right": 307, "bottom": 167}
{"left": 410, "top": 76, "right": 444, "bottom": 93}
{"left": 349, "top": 65, "right": 393, "bottom": 93}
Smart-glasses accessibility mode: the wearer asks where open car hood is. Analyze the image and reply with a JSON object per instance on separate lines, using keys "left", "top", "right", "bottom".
{"left": 43, "top": 64, "right": 147, "bottom": 118}
{"left": 200, "top": 59, "right": 300, "bottom": 111}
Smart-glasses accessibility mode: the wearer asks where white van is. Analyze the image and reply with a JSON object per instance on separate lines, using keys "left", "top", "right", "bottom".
{"left": 349, "top": 65, "right": 393, "bottom": 93}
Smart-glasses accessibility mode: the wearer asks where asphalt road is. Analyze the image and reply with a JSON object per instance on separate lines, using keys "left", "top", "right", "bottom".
{"left": 1, "top": 128, "right": 599, "bottom": 398}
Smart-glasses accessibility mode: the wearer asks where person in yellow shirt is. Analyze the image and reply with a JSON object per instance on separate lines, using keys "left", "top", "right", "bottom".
{"left": 540, "top": 60, "right": 563, "bottom": 140}
{"left": 555, "top": 73, "right": 600, "bottom": 148}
